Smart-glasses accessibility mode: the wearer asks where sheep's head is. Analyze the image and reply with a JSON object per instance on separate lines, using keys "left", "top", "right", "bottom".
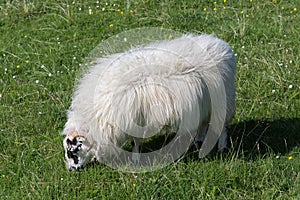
{"left": 63, "top": 131, "right": 94, "bottom": 171}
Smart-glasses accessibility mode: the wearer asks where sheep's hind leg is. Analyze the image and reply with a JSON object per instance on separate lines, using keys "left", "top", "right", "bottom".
{"left": 195, "top": 123, "right": 208, "bottom": 149}
{"left": 218, "top": 125, "right": 228, "bottom": 151}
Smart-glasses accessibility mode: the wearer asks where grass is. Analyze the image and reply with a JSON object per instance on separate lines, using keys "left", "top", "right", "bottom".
{"left": 0, "top": 0, "right": 299, "bottom": 199}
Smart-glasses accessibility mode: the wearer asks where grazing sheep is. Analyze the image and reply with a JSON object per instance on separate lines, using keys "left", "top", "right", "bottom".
{"left": 62, "top": 34, "right": 236, "bottom": 171}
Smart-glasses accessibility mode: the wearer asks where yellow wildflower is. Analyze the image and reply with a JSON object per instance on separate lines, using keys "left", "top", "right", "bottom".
{"left": 109, "top": 23, "right": 114, "bottom": 28}
{"left": 203, "top": 7, "right": 207, "bottom": 12}
{"left": 224, "top": 0, "right": 227, "bottom": 2}
{"left": 129, "top": 10, "right": 134, "bottom": 14}
{"left": 213, "top": 7, "right": 217, "bottom": 11}
{"left": 293, "top": 8, "right": 297, "bottom": 12}
{"left": 288, "top": 156, "right": 293, "bottom": 160}
{"left": 25, "top": 60, "right": 29, "bottom": 64}
{"left": 16, "top": 65, "right": 20, "bottom": 69}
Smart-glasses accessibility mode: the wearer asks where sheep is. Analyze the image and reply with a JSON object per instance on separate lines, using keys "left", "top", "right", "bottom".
{"left": 62, "top": 34, "right": 236, "bottom": 171}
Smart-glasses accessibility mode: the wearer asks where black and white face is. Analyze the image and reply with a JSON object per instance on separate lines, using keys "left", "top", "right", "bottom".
{"left": 63, "top": 134, "right": 93, "bottom": 171}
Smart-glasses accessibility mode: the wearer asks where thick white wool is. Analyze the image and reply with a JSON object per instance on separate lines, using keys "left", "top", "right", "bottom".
{"left": 63, "top": 34, "right": 236, "bottom": 161}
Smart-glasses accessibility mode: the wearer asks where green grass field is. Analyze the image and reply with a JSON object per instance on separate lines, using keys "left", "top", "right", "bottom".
{"left": 1, "top": 0, "right": 299, "bottom": 199}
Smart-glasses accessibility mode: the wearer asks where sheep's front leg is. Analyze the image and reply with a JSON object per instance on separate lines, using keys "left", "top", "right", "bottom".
{"left": 132, "top": 138, "right": 141, "bottom": 164}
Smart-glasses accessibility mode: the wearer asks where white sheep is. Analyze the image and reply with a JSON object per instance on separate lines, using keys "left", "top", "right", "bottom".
{"left": 62, "top": 34, "right": 236, "bottom": 171}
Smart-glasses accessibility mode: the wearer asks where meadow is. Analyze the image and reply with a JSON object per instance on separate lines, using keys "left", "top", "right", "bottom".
{"left": 0, "top": 0, "right": 299, "bottom": 199}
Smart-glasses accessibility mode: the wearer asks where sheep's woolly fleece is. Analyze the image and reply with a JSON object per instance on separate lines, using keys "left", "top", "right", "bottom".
{"left": 62, "top": 34, "right": 236, "bottom": 171}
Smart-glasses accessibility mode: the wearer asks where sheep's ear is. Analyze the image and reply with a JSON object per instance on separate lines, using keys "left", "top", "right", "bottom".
{"left": 69, "top": 130, "right": 80, "bottom": 138}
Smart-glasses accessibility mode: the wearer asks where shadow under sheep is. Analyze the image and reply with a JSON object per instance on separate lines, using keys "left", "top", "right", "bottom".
{"left": 141, "top": 118, "right": 300, "bottom": 160}
{"left": 227, "top": 118, "right": 300, "bottom": 159}
{"left": 85, "top": 118, "right": 300, "bottom": 169}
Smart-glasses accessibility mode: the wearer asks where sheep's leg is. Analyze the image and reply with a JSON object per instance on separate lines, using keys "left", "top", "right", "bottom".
{"left": 218, "top": 125, "right": 228, "bottom": 151}
{"left": 196, "top": 123, "right": 227, "bottom": 153}
{"left": 195, "top": 123, "right": 208, "bottom": 149}
{"left": 132, "top": 138, "right": 141, "bottom": 164}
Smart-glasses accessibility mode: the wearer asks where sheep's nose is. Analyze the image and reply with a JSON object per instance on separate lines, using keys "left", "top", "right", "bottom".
{"left": 69, "top": 166, "right": 80, "bottom": 172}
{"left": 69, "top": 165, "right": 83, "bottom": 172}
